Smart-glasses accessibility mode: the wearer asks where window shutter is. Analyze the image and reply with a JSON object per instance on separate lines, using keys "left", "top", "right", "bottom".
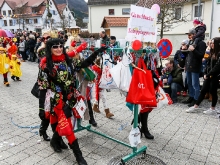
{"left": 218, "top": 0, "right": 220, "bottom": 4}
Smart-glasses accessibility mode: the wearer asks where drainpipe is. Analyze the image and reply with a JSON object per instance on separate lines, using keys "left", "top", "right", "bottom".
{"left": 210, "top": 0, "right": 214, "bottom": 39}
{"left": 198, "top": 0, "right": 201, "bottom": 20}
{"left": 89, "top": 6, "right": 92, "bottom": 32}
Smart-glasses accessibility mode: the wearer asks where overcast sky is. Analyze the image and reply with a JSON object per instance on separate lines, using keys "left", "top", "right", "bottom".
{"left": 84, "top": 0, "right": 88, "bottom": 2}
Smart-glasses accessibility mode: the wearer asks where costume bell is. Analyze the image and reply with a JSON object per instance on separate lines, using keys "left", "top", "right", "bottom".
{"left": 9, "top": 55, "right": 22, "bottom": 81}
{"left": 0, "top": 47, "right": 10, "bottom": 86}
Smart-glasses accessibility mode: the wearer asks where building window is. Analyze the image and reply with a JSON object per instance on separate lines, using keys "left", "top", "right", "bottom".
{"left": 8, "top": 10, "right": 11, "bottom": 16}
{"left": 34, "top": 19, "right": 38, "bottom": 23}
{"left": 4, "top": 20, "right": 7, "bottom": 26}
{"left": 9, "top": 20, "right": 13, "bottom": 26}
{"left": 122, "top": 8, "right": 130, "bottom": 15}
{"left": 2, "top": 10, "right": 6, "bottom": 16}
{"left": 49, "top": 1, "right": 52, "bottom": 5}
{"left": 66, "top": 8, "right": 67, "bottom": 11}
{"left": 175, "top": 7, "right": 182, "bottom": 20}
{"left": 109, "top": 9, "right": 114, "bottom": 15}
{"left": 26, "top": 19, "right": 29, "bottom": 24}
{"left": 193, "top": 3, "right": 203, "bottom": 18}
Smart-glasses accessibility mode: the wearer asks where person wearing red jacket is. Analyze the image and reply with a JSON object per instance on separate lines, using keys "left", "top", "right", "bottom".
{"left": 91, "top": 57, "right": 114, "bottom": 118}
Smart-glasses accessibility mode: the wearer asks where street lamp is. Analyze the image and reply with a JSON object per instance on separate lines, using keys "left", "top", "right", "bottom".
{"left": 68, "top": 11, "right": 75, "bottom": 32}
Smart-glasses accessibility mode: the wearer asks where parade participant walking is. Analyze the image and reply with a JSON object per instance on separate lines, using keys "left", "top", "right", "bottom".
{"left": 0, "top": 47, "right": 10, "bottom": 87}
{"left": 38, "top": 38, "right": 106, "bottom": 165}
{"left": 9, "top": 55, "right": 22, "bottom": 81}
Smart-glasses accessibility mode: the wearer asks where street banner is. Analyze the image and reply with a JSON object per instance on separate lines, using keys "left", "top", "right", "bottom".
{"left": 126, "top": 5, "right": 157, "bottom": 43}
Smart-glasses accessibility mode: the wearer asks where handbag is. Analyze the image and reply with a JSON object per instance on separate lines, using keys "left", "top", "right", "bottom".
{"left": 126, "top": 58, "right": 157, "bottom": 107}
{"left": 31, "top": 82, "right": 39, "bottom": 98}
{"left": 81, "top": 67, "right": 96, "bottom": 81}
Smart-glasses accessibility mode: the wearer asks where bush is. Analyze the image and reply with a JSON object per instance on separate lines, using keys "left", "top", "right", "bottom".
{"left": 79, "top": 31, "right": 99, "bottom": 39}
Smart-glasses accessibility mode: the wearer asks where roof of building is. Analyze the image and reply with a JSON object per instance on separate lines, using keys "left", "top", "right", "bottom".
{"left": 101, "top": 16, "right": 130, "bottom": 27}
{"left": 57, "top": 4, "right": 67, "bottom": 13}
{"left": 88, "top": 0, "right": 190, "bottom": 6}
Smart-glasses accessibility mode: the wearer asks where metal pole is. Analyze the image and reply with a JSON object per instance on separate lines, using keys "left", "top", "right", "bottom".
{"left": 69, "top": 13, "right": 70, "bottom": 32}
{"left": 198, "top": 0, "right": 201, "bottom": 20}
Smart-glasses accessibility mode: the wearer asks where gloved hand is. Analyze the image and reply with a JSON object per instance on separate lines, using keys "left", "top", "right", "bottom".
{"left": 39, "top": 110, "right": 45, "bottom": 120}
{"left": 76, "top": 42, "right": 87, "bottom": 53}
{"left": 17, "top": 62, "right": 21, "bottom": 65}
{"left": 71, "top": 41, "right": 76, "bottom": 47}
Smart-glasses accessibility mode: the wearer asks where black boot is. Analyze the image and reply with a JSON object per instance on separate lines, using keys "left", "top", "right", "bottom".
{"left": 69, "top": 139, "right": 88, "bottom": 165}
{"left": 3, "top": 77, "right": 10, "bottom": 87}
{"left": 11, "top": 76, "right": 15, "bottom": 81}
{"left": 50, "top": 131, "right": 62, "bottom": 153}
{"left": 39, "top": 119, "right": 50, "bottom": 141}
{"left": 87, "top": 100, "right": 97, "bottom": 127}
{"left": 140, "top": 112, "right": 154, "bottom": 140}
{"left": 182, "top": 97, "right": 194, "bottom": 104}
{"left": 51, "top": 123, "right": 68, "bottom": 149}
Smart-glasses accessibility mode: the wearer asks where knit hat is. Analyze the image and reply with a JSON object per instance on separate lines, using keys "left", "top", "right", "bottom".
{"left": 193, "top": 19, "right": 201, "bottom": 25}
{"left": 182, "top": 39, "right": 189, "bottom": 45}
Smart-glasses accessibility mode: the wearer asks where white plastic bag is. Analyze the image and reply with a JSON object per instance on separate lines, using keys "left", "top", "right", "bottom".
{"left": 154, "top": 86, "right": 170, "bottom": 110}
{"left": 99, "top": 53, "right": 118, "bottom": 89}
{"left": 44, "top": 89, "right": 55, "bottom": 113}
{"left": 109, "top": 49, "right": 132, "bottom": 92}
{"left": 129, "top": 127, "right": 141, "bottom": 147}
{"left": 74, "top": 98, "right": 87, "bottom": 118}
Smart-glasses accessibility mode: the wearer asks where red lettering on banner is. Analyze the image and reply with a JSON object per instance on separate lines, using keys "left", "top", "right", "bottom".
{"left": 128, "top": 28, "right": 155, "bottom": 36}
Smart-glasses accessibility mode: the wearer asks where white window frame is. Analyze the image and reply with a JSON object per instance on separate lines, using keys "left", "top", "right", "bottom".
{"left": 192, "top": 3, "right": 204, "bottom": 19}
{"left": 174, "top": 7, "right": 182, "bottom": 20}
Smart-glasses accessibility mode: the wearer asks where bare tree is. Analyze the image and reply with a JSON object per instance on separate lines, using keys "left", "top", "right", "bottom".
{"left": 136, "top": 0, "right": 191, "bottom": 39}
{"left": 157, "top": 0, "right": 191, "bottom": 39}
{"left": 57, "top": 15, "right": 69, "bottom": 31}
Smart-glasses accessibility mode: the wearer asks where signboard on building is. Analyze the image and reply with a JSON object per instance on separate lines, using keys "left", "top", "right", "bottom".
{"left": 126, "top": 5, "right": 157, "bottom": 43}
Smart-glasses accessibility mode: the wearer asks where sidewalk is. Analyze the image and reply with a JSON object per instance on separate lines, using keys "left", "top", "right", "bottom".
{"left": 0, "top": 61, "right": 220, "bottom": 165}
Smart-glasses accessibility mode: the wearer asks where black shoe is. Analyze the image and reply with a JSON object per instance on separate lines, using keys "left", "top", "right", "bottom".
{"left": 39, "top": 131, "right": 50, "bottom": 141}
{"left": 182, "top": 97, "right": 194, "bottom": 104}
{"left": 69, "top": 139, "right": 88, "bottom": 165}
{"left": 11, "top": 76, "right": 16, "bottom": 81}
{"left": 50, "top": 132, "right": 62, "bottom": 153}
{"left": 140, "top": 127, "right": 154, "bottom": 139}
{"left": 58, "top": 137, "right": 68, "bottom": 149}
{"left": 188, "top": 99, "right": 197, "bottom": 107}
{"left": 89, "top": 119, "right": 97, "bottom": 127}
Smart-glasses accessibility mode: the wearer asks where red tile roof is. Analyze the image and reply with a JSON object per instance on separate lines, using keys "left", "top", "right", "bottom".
{"left": 101, "top": 17, "right": 130, "bottom": 27}
{"left": 57, "top": 4, "right": 67, "bottom": 13}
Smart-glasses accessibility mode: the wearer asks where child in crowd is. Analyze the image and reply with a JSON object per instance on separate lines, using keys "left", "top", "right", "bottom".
{"left": 192, "top": 19, "right": 206, "bottom": 47}
{"left": 9, "top": 55, "right": 22, "bottom": 81}
{"left": 161, "top": 65, "right": 172, "bottom": 95}
{"left": 0, "top": 47, "right": 10, "bottom": 86}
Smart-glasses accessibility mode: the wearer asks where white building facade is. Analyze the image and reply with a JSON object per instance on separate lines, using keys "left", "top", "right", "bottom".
{"left": 0, "top": 0, "right": 76, "bottom": 33}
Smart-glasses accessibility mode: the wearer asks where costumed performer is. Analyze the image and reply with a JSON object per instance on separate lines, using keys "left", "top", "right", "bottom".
{"left": 91, "top": 57, "right": 114, "bottom": 118}
{"left": 38, "top": 38, "right": 107, "bottom": 165}
{"left": 9, "top": 54, "right": 22, "bottom": 81}
{"left": 0, "top": 47, "right": 10, "bottom": 87}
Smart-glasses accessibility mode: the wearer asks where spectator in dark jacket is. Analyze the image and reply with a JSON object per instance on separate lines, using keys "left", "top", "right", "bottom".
{"left": 28, "top": 34, "right": 36, "bottom": 62}
{"left": 162, "top": 59, "right": 183, "bottom": 103}
{"left": 174, "top": 39, "right": 189, "bottom": 68}
{"left": 99, "top": 31, "right": 109, "bottom": 45}
{"left": 182, "top": 29, "right": 206, "bottom": 107}
{"left": 186, "top": 37, "right": 220, "bottom": 115}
